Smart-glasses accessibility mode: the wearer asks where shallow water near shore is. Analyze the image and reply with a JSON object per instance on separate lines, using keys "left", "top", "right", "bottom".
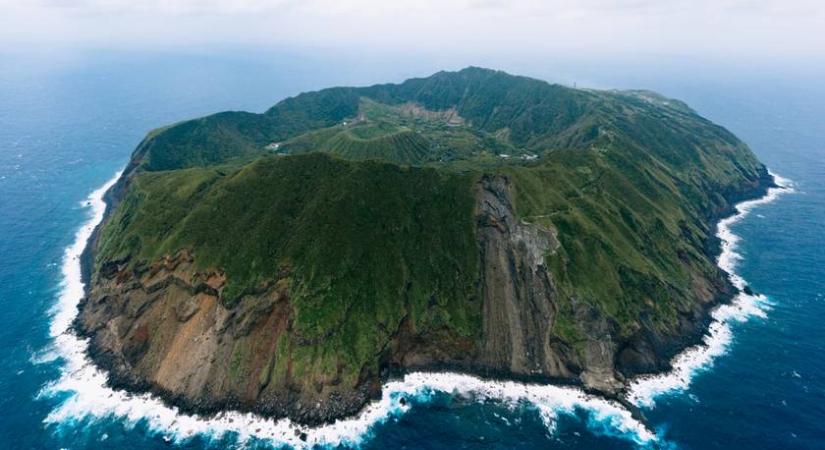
{"left": 1, "top": 50, "right": 823, "bottom": 449}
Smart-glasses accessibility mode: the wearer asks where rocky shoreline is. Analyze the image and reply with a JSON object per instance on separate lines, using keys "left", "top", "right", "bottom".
{"left": 73, "top": 163, "right": 776, "bottom": 427}
{"left": 616, "top": 166, "right": 777, "bottom": 379}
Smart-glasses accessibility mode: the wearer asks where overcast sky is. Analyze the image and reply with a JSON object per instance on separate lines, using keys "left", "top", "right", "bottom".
{"left": 1, "top": 0, "right": 823, "bottom": 68}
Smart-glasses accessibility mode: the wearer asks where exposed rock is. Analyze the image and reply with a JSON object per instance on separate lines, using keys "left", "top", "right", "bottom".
{"left": 474, "top": 175, "right": 574, "bottom": 378}
{"left": 77, "top": 250, "right": 377, "bottom": 425}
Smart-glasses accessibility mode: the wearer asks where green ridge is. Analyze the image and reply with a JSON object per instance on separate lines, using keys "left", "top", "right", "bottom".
{"left": 96, "top": 67, "right": 767, "bottom": 383}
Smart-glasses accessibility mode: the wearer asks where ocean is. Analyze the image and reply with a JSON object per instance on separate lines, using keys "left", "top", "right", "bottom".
{"left": 0, "top": 50, "right": 822, "bottom": 449}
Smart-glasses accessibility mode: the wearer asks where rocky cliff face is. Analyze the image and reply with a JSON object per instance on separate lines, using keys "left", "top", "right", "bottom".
{"left": 78, "top": 249, "right": 380, "bottom": 423}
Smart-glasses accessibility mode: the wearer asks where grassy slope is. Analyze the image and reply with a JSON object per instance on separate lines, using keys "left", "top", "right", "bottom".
{"left": 127, "top": 68, "right": 604, "bottom": 172}
{"left": 503, "top": 89, "right": 764, "bottom": 341}
{"left": 96, "top": 67, "right": 767, "bottom": 382}
{"left": 98, "top": 153, "right": 480, "bottom": 382}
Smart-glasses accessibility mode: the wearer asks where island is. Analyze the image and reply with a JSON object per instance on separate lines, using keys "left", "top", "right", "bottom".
{"left": 76, "top": 67, "right": 774, "bottom": 425}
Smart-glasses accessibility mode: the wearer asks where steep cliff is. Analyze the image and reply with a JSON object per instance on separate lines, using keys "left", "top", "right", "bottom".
{"left": 76, "top": 67, "right": 774, "bottom": 424}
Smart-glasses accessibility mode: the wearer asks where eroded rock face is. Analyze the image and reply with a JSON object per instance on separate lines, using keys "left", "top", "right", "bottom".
{"left": 475, "top": 175, "right": 567, "bottom": 375}
{"left": 77, "top": 251, "right": 374, "bottom": 424}
{"left": 473, "top": 175, "right": 625, "bottom": 393}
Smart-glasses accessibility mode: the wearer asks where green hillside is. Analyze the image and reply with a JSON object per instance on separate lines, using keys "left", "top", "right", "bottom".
{"left": 91, "top": 67, "right": 769, "bottom": 399}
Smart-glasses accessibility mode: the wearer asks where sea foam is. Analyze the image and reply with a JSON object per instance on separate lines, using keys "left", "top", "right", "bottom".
{"left": 627, "top": 172, "right": 793, "bottom": 407}
{"left": 40, "top": 170, "right": 791, "bottom": 448}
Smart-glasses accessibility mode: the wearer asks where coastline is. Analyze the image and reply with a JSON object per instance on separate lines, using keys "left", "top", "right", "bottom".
{"left": 626, "top": 171, "right": 793, "bottom": 406}
{"left": 42, "top": 167, "right": 789, "bottom": 448}
{"left": 613, "top": 166, "right": 781, "bottom": 383}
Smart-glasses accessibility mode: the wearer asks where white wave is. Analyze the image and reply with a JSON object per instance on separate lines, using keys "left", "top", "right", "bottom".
{"left": 40, "top": 170, "right": 657, "bottom": 448}
{"left": 30, "top": 347, "right": 60, "bottom": 365}
{"left": 46, "top": 370, "right": 657, "bottom": 448}
{"left": 627, "top": 172, "right": 793, "bottom": 408}
{"left": 48, "top": 171, "right": 120, "bottom": 340}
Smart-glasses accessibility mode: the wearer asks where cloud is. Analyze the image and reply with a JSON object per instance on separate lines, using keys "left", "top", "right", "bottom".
{"left": 1, "top": 0, "right": 823, "bottom": 64}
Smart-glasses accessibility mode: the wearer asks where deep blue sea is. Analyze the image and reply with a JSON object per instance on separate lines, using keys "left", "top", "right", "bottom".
{"left": 1, "top": 50, "right": 823, "bottom": 449}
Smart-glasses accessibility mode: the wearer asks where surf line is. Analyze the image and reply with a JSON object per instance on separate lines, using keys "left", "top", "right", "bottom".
{"left": 627, "top": 172, "right": 793, "bottom": 407}
{"left": 40, "top": 169, "right": 659, "bottom": 448}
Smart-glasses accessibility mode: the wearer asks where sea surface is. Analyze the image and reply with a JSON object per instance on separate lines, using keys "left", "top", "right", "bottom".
{"left": 0, "top": 50, "right": 823, "bottom": 449}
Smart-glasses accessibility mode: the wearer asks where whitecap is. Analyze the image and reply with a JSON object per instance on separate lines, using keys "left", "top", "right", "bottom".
{"left": 41, "top": 170, "right": 658, "bottom": 448}
{"left": 627, "top": 172, "right": 793, "bottom": 408}
{"left": 44, "top": 369, "right": 656, "bottom": 448}
{"left": 30, "top": 346, "right": 60, "bottom": 365}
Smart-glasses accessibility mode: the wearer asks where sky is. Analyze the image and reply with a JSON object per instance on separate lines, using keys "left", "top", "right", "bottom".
{"left": 1, "top": 0, "right": 823, "bottom": 69}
